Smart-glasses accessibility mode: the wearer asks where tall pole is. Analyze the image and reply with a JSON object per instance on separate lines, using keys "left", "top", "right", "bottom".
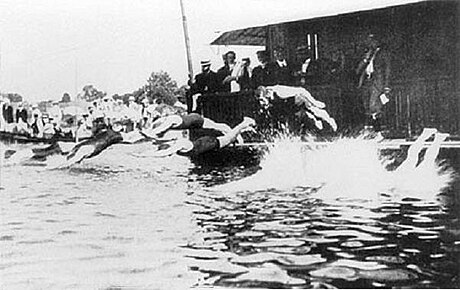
{"left": 74, "top": 51, "right": 78, "bottom": 100}
{"left": 179, "top": 0, "right": 193, "bottom": 81}
{"left": 0, "top": 42, "right": 2, "bottom": 95}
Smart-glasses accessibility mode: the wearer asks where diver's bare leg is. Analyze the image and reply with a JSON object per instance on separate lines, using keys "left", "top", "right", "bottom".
{"left": 203, "top": 118, "right": 232, "bottom": 133}
{"left": 417, "top": 133, "right": 449, "bottom": 169}
{"left": 398, "top": 128, "right": 437, "bottom": 171}
{"left": 203, "top": 118, "right": 244, "bottom": 144}
{"left": 217, "top": 117, "right": 255, "bottom": 148}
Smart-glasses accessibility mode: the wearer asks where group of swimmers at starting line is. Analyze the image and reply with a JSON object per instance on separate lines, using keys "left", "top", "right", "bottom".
{"left": 4, "top": 110, "right": 449, "bottom": 174}
{"left": 4, "top": 113, "right": 256, "bottom": 168}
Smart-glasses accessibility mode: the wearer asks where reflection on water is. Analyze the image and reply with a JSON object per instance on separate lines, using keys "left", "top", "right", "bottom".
{"left": 1, "top": 144, "right": 203, "bottom": 289}
{"left": 1, "top": 137, "right": 459, "bottom": 289}
{"left": 185, "top": 187, "right": 460, "bottom": 288}
{"left": 185, "top": 136, "right": 460, "bottom": 288}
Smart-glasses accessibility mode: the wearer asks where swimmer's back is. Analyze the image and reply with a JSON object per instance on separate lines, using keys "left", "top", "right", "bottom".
{"left": 67, "top": 129, "right": 123, "bottom": 160}
{"left": 175, "top": 113, "right": 204, "bottom": 130}
{"left": 177, "top": 135, "right": 220, "bottom": 157}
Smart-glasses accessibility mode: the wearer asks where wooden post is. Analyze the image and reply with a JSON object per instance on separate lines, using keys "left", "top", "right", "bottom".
{"left": 179, "top": 0, "right": 193, "bottom": 81}
{"left": 407, "top": 94, "right": 411, "bottom": 137}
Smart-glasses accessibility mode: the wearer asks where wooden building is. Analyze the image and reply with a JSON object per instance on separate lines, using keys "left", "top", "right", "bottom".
{"left": 211, "top": 0, "right": 460, "bottom": 137}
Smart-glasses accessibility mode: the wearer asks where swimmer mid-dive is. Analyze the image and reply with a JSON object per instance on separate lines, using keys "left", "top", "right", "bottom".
{"left": 132, "top": 117, "right": 256, "bottom": 158}
{"left": 141, "top": 113, "right": 243, "bottom": 143}
{"left": 5, "top": 121, "right": 149, "bottom": 168}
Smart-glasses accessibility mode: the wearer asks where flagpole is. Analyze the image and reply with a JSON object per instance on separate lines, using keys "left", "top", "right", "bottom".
{"left": 179, "top": 0, "right": 194, "bottom": 81}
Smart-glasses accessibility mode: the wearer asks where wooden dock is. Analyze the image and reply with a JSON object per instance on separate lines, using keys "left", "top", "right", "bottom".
{"left": 236, "top": 140, "right": 460, "bottom": 149}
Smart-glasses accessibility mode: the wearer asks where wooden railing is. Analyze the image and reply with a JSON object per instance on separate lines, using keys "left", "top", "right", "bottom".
{"left": 190, "top": 76, "right": 460, "bottom": 138}
{"left": 388, "top": 76, "right": 460, "bottom": 136}
{"left": 198, "top": 91, "right": 258, "bottom": 127}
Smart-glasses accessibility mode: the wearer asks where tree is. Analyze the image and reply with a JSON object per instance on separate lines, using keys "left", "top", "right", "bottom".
{"left": 77, "top": 84, "right": 106, "bottom": 102}
{"left": 2, "top": 93, "right": 23, "bottom": 103}
{"left": 143, "top": 71, "right": 184, "bottom": 105}
{"left": 61, "top": 92, "right": 71, "bottom": 103}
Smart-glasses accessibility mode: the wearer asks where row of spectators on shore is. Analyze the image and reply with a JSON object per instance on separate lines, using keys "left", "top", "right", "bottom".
{"left": 0, "top": 94, "right": 187, "bottom": 139}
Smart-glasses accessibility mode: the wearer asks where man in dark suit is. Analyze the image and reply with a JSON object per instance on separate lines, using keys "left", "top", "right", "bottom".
{"left": 2, "top": 98, "right": 14, "bottom": 124}
{"left": 292, "top": 45, "right": 313, "bottom": 86}
{"left": 191, "top": 60, "right": 219, "bottom": 95}
{"left": 15, "top": 102, "right": 28, "bottom": 123}
{"left": 252, "top": 50, "right": 276, "bottom": 88}
{"left": 356, "top": 33, "right": 391, "bottom": 131}
{"left": 216, "top": 51, "right": 237, "bottom": 92}
{"left": 271, "top": 46, "right": 293, "bottom": 86}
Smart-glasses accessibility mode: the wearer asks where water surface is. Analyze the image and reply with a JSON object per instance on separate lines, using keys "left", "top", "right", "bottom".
{"left": 1, "top": 139, "right": 459, "bottom": 289}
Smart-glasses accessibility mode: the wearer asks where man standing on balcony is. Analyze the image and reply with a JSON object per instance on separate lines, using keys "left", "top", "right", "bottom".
{"left": 356, "top": 33, "right": 391, "bottom": 131}
{"left": 271, "top": 46, "right": 294, "bottom": 86}
{"left": 191, "top": 60, "right": 219, "bottom": 95}
{"left": 252, "top": 50, "right": 276, "bottom": 88}
{"left": 216, "top": 51, "right": 237, "bottom": 92}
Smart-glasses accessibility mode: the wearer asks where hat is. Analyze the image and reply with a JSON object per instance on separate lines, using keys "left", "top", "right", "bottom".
{"left": 129, "top": 96, "right": 135, "bottom": 101}
{"left": 52, "top": 100, "right": 59, "bottom": 104}
{"left": 200, "top": 59, "right": 211, "bottom": 67}
{"left": 32, "top": 104, "right": 38, "bottom": 108}
{"left": 141, "top": 98, "right": 149, "bottom": 104}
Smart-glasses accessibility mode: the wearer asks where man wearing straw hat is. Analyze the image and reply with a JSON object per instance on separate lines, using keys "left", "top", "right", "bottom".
{"left": 191, "top": 59, "right": 219, "bottom": 95}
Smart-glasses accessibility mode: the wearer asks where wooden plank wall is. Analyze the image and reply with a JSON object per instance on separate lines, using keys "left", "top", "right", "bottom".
{"left": 266, "top": 1, "right": 460, "bottom": 136}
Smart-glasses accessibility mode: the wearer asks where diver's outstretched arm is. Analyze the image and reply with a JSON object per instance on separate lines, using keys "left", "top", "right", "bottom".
{"left": 142, "top": 115, "right": 182, "bottom": 138}
{"left": 131, "top": 140, "right": 191, "bottom": 158}
{"left": 119, "top": 131, "right": 147, "bottom": 144}
{"left": 49, "top": 146, "right": 94, "bottom": 169}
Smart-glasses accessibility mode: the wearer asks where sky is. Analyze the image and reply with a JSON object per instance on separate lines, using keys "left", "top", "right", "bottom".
{"left": 0, "top": 0, "right": 422, "bottom": 102}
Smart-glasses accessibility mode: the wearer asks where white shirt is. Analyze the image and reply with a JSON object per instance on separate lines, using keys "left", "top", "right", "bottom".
{"left": 301, "top": 58, "right": 311, "bottom": 73}
{"left": 276, "top": 59, "right": 287, "bottom": 67}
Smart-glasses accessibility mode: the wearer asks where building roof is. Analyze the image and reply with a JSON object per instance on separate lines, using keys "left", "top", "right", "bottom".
{"left": 211, "top": 0, "right": 426, "bottom": 46}
{"left": 211, "top": 26, "right": 266, "bottom": 46}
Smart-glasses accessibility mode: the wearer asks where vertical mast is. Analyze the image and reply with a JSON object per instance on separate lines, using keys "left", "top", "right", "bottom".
{"left": 179, "top": 0, "right": 193, "bottom": 80}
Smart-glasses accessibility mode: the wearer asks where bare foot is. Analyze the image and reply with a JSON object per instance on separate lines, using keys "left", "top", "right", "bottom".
{"left": 242, "top": 117, "right": 256, "bottom": 127}
{"left": 419, "top": 128, "right": 437, "bottom": 141}
{"left": 433, "top": 133, "right": 449, "bottom": 143}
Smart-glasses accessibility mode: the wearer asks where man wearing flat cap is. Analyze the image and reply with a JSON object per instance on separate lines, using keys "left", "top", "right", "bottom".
{"left": 191, "top": 59, "right": 219, "bottom": 95}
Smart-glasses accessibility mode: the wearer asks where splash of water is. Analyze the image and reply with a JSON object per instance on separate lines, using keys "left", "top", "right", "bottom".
{"left": 218, "top": 134, "right": 456, "bottom": 201}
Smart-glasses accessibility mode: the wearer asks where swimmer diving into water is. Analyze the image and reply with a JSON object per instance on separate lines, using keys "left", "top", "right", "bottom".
{"left": 133, "top": 117, "right": 256, "bottom": 158}
{"left": 5, "top": 121, "right": 147, "bottom": 168}
{"left": 141, "top": 113, "right": 239, "bottom": 140}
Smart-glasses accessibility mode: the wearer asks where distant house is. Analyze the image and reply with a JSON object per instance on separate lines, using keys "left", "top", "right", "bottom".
{"left": 211, "top": 0, "right": 460, "bottom": 136}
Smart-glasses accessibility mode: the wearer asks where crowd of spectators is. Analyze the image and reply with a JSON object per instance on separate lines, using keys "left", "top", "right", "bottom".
{"left": 0, "top": 94, "right": 187, "bottom": 140}
{"left": 190, "top": 34, "right": 391, "bottom": 131}
{"left": 189, "top": 46, "right": 343, "bottom": 96}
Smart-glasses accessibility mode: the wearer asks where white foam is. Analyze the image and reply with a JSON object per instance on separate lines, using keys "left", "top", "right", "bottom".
{"left": 217, "top": 134, "right": 456, "bottom": 202}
